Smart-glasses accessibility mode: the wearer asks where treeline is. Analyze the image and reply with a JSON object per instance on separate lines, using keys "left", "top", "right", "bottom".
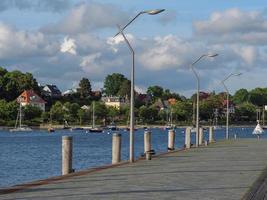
{"left": 0, "top": 66, "right": 266, "bottom": 126}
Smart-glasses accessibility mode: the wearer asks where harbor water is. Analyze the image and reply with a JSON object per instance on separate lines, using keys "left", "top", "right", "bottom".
{"left": 0, "top": 127, "right": 260, "bottom": 188}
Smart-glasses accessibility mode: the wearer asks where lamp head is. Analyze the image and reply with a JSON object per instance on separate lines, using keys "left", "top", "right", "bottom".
{"left": 206, "top": 53, "right": 218, "bottom": 58}
{"left": 143, "top": 9, "right": 165, "bottom": 15}
{"left": 232, "top": 72, "right": 242, "bottom": 76}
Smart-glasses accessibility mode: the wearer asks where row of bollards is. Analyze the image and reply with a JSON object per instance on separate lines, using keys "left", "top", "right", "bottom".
{"left": 61, "top": 126, "right": 216, "bottom": 175}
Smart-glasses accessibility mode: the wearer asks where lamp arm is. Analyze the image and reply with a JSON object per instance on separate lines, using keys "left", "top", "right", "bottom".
{"left": 114, "top": 12, "right": 143, "bottom": 37}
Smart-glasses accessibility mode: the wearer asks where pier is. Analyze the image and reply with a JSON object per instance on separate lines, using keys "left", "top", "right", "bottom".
{"left": 1, "top": 138, "right": 267, "bottom": 199}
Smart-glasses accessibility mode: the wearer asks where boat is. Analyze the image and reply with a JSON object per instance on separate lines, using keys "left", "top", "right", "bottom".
{"left": 164, "top": 108, "right": 175, "bottom": 130}
{"left": 10, "top": 97, "right": 32, "bottom": 132}
{"left": 48, "top": 127, "right": 55, "bottom": 132}
{"left": 253, "top": 120, "right": 264, "bottom": 139}
{"left": 63, "top": 120, "right": 71, "bottom": 129}
{"left": 107, "top": 122, "right": 118, "bottom": 131}
{"left": 71, "top": 127, "right": 84, "bottom": 131}
{"left": 125, "top": 127, "right": 138, "bottom": 131}
{"left": 48, "top": 111, "right": 55, "bottom": 133}
{"left": 88, "top": 101, "right": 103, "bottom": 133}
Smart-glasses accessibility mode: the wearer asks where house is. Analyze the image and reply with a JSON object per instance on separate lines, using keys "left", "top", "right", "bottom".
{"left": 17, "top": 90, "right": 46, "bottom": 111}
{"left": 42, "top": 84, "right": 62, "bottom": 98}
{"left": 222, "top": 99, "right": 235, "bottom": 113}
{"left": 101, "top": 96, "right": 128, "bottom": 109}
{"left": 154, "top": 99, "right": 170, "bottom": 111}
{"left": 62, "top": 88, "right": 77, "bottom": 96}
{"left": 136, "top": 93, "right": 152, "bottom": 104}
{"left": 81, "top": 105, "right": 90, "bottom": 110}
{"left": 168, "top": 98, "right": 177, "bottom": 105}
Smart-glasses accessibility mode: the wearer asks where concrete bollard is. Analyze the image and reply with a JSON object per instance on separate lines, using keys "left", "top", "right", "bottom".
{"left": 62, "top": 136, "right": 73, "bottom": 175}
{"left": 209, "top": 126, "right": 215, "bottom": 143}
{"left": 168, "top": 129, "right": 175, "bottom": 152}
{"left": 144, "top": 131, "right": 152, "bottom": 160}
{"left": 112, "top": 133, "right": 121, "bottom": 164}
{"left": 199, "top": 127, "right": 204, "bottom": 145}
{"left": 185, "top": 127, "right": 191, "bottom": 149}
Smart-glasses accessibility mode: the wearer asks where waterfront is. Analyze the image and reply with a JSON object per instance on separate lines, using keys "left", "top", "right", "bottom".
{"left": 0, "top": 127, "right": 259, "bottom": 188}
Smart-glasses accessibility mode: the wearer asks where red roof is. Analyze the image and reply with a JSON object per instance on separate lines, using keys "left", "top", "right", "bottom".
{"left": 17, "top": 90, "right": 46, "bottom": 104}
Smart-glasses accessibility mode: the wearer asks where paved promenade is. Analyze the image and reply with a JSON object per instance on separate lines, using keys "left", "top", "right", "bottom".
{"left": 1, "top": 139, "right": 267, "bottom": 200}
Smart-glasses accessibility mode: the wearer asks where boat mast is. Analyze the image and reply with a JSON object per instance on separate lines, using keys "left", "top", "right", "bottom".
{"left": 92, "top": 101, "right": 95, "bottom": 128}
{"left": 19, "top": 97, "right": 22, "bottom": 129}
{"left": 170, "top": 108, "right": 173, "bottom": 127}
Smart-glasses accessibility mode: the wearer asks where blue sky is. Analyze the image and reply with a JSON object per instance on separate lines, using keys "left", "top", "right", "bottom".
{"left": 0, "top": 0, "right": 266, "bottom": 96}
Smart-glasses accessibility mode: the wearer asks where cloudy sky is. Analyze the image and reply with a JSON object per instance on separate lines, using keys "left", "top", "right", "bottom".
{"left": 0, "top": 0, "right": 266, "bottom": 97}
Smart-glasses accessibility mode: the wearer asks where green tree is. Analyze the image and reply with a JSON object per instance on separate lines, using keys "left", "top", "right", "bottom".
{"left": 233, "top": 88, "right": 249, "bottom": 104}
{"left": 139, "top": 105, "right": 158, "bottom": 123}
{"left": 94, "top": 102, "right": 108, "bottom": 122}
{"left": 77, "top": 109, "right": 90, "bottom": 125}
{"left": 104, "top": 73, "right": 127, "bottom": 96}
{"left": 1, "top": 69, "right": 40, "bottom": 101}
{"left": 78, "top": 78, "right": 92, "bottom": 98}
{"left": 23, "top": 105, "right": 43, "bottom": 120}
{"left": 234, "top": 102, "right": 256, "bottom": 122}
{"left": 147, "top": 85, "right": 164, "bottom": 101}
{"left": 118, "top": 79, "right": 131, "bottom": 99}
{"left": 249, "top": 88, "right": 267, "bottom": 106}
{"left": 50, "top": 101, "right": 64, "bottom": 123}
{"left": 172, "top": 100, "right": 192, "bottom": 121}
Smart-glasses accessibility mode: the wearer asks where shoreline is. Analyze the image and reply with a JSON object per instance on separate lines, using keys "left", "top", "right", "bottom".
{"left": 0, "top": 124, "right": 257, "bottom": 130}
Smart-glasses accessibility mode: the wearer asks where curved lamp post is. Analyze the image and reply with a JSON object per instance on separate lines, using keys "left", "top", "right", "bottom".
{"left": 114, "top": 9, "right": 165, "bottom": 163}
{"left": 221, "top": 73, "right": 242, "bottom": 139}
{"left": 189, "top": 53, "right": 218, "bottom": 147}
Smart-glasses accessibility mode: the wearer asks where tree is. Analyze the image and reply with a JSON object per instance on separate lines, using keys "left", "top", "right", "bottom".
{"left": 234, "top": 102, "right": 256, "bottom": 122}
{"left": 24, "top": 105, "right": 43, "bottom": 120}
{"left": 118, "top": 79, "right": 131, "bottom": 99}
{"left": 94, "top": 102, "right": 108, "bottom": 121}
{"left": 104, "top": 73, "right": 128, "bottom": 96}
{"left": 171, "top": 100, "right": 192, "bottom": 121}
{"left": 233, "top": 89, "right": 249, "bottom": 104}
{"left": 139, "top": 105, "right": 158, "bottom": 123}
{"left": 1, "top": 69, "right": 40, "bottom": 101}
{"left": 78, "top": 78, "right": 92, "bottom": 98}
{"left": 50, "top": 101, "right": 64, "bottom": 123}
{"left": 77, "top": 109, "right": 90, "bottom": 125}
{"left": 147, "top": 85, "right": 164, "bottom": 101}
{"left": 249, "top": 88, "right": 267, "bottom": 106}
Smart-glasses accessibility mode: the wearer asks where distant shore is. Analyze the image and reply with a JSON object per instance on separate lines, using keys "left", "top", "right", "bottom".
{"left": 0, "top": 124, "right": 257, "bottom": 130}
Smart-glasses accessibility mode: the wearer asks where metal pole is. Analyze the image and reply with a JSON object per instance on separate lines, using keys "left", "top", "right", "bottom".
{"left": 191, "top": 66, "right": 199, "bottom": 147}
{"left": 263, "top": 106, "right": 265, "bottom": 127}
{"left": 221, "top": 81, "right": 229, "bottom": 139}
{"left": 226, "top": 92, "right": 229, "bottom": 139}
{"left": 119, "top": 30, "right": 135, "bottom": 163}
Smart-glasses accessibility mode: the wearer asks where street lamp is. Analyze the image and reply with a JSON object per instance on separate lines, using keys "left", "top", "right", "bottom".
{"left": 221, "top": 72, "right": 242, "bottom": 139}
{"left": 189, "top": 53, "right": 218, "bottom": 147}
{"left": 114, "top": 9, "right": 165, "bottom": 163}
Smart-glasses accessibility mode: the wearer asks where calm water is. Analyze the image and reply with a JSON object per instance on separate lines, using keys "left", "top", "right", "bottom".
{"left": 0, "top": 127, "right": 260, "bottom": 188}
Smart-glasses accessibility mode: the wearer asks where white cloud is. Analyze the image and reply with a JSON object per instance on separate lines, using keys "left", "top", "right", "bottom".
{"left": 0, "top": 0, "right": 71, "bottom": 12}
{"left": 0, "top": 23, "right": 59, "bottom": 59}
{"left": 42, "top": 2, "right": 130, "bottom": 34}
{"left": 60, "top": 37, "right": 77, "bottom": 55}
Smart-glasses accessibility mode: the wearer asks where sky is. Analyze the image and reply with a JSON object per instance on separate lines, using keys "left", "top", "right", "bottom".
{"left": 0, "top": 0, "right": 266, "bottom": 97}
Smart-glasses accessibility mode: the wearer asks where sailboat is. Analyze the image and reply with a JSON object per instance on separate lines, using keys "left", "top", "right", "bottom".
{"left": 10, "top": 97, "right": 32, "bottom": 132}
{"left": 164, "top": 108, "right": 174, "bottom": 130}
{"left": 253, "top": 120, "right": 264, "bottom": 139}
{"left": 88, "top": 101, "right": 103, "bottom": 133}
{"left": 48, "top": 111, "right": 55, "bottom": 133}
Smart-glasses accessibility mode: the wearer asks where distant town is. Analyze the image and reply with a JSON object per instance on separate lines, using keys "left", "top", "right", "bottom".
{"left": 0, "top": 66, "right": 265, "bottom": 127}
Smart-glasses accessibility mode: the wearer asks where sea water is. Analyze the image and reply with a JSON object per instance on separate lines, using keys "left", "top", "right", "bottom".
{"left": 0, "top": 127, "right": 259, "bottom": 188}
